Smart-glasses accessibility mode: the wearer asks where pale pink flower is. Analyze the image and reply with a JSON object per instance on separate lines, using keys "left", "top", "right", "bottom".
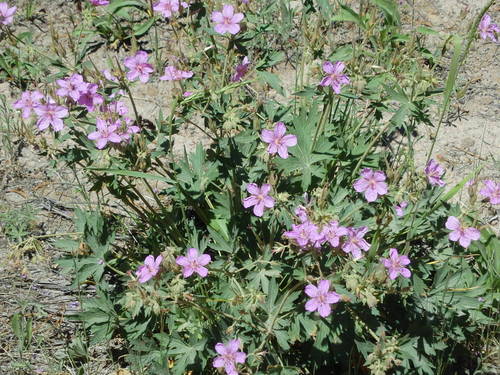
{"left": 175, "top": 248, "right": 211, "bottom": 278}
{"left": 33, "top": 98, "right": 68, "bottom": 132}
{"left": 260, "top": 122, "right": 297, "bottom": 159}
{"left": 242, "top": 183, "right": 274, "bottom": 217}
{"left": 124, "top": 51, "right": 154, "bottom": 83}
{"left": 321, "top": 221, "right": 348, "bottom": 247}
{"left": 231, "top": 56, "right": 250, "bottom": 82}
{"left": 159, "top": 65, "right": 193, "bottom": 81}
{"left": 211, "top": 4, "right": 244, "bottom": 35}
{"left": 88, "top": 0, "right": 109, "bottom": 5}
{"left": 13, "top": 90, "right": 44, "bottom": 119}
{"left": 136, "top": 255, "right": 163, "bottom": 283}
{"left": 213, "top": 339, "right": 246, "bottom": 375}
{"left": 425, "top": 159, "right": 446, "bottom": 186}
{"left": 284, "top": 221, "right": 323, "bottom": 249}
{"left": 353, "top": 168, "right": 388, "bottom": 202}
{"left": 153, "top": 0, "right": 187, "bottom": 18}
{"left": 479, "top": 180, "right": 500, "bottom": 205}
{"left": 77, "top": 83, "right": 104, "bottom": 112}
{"left": 445, "top": 216, "right": 480, "bottom": 249}
{"left": 183, "top": 91, "right": 193, "bottom": 97}
{"left": 394, "top": 201, "right": 408, "bottom": 217}
{"left": 342, "top": 226, "right": 370, "bottom": 260}
{"left": 0, "top": 2, "right": 16, "bottom": 25}
{"left": 479, "top": 14, "right": 499, "bottom": 42}
{"left": 380, "top": 248, "right": 411, "bottom": 280}
{"left": 294, "top": 205, "right": 308, "bottom": 223}
{"left": 88, "top": 118, "right": 122, "bottom": 149}
{"left": 304, "top": 279, "right": 340, "bottom": 318}
{"left": 56, "top": 73, "right": 86, "bottom": 101}
{"left": 319, "top": 61, "right": 350, "bottom": 94}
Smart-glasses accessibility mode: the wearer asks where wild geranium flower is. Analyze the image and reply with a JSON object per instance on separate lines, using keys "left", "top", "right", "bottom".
{"left": 322, "top": 221, "right": 348, "bottom": 248}
{"left": 353, "top": 168, "right": 388, "bottom": 202}
{"left": 88, "top": 118, "right": 122, "bottom": 149}
{"left": 304, "top": 279, "right": 340, "bottom": 318}
{"left": 175, "top": 248, "right": 211, "bottom": 278}
{"left": 153, "top": 0, "right": 187, "bottom": 18}
{"left": 0, "top": 2, "right": 16, "bottom": 25}
{"left": 13, "top": 90, "right": 44, "bottom": 119}
{"left": 88, "top": 0, "right": 109, "bottom": 5}
{"left": 33, "top": 98, "right": 68, "bottom": 132}
{"left": 284, "top": 221, "right": 323, "bottom": 249}
{"left": 136, "top": 255, "right": 163, "bottom": 283}
{"left": 445, "top": 216, "right": 480, "bottom": 249}
{"left": 56, "top": 73, "right": 86, "bottom": 101}
{"left": 380, "top": 248, "right": 411, "bottom": 280}
{"left": 211, "top": 4, "right": 244, "bottom": 35}
{"left": 213, "top": 339, "right": 246, "bottom": 375}
{"left": 242, "top": 183, "right": 274, "bottom": 217}
{"left": 394, "top": 201, "right": 408, "bottom": 217}
{"left": 479, "top": 14, "right": 499, "bottom": 42}
{"left": 124, "top": 51, "right": 154, "bottom": 83}
{"left": 101, "top": 101, "right": 129, "bottom": 116}
{"left": 480, "top": 180, "right": 500, "bottom": 205}
{"left": 425, "top": 159, "right": 446, "bottom": 186}
{"left": 342, "top": 226, "right": 370, "bottom": 260}
{"left": 159, "top": 65, "right": 193, "bottom": 81}
{"left": 294, "top": 205, "right": 308, "bottom": 223}
{"left": 319, "top": 61, "right": 350, "bottom": 94}
{"left": 260, "top": 122, "right": 297, "bottom": 159}
{"left": 115, "top": 118, "right": 140, "bottom": 141}
{"left": 231, "top": 56, "right": 250, "bottom": 82}
{"left": 77, "top": 83, "right": 104, "bottom": 112}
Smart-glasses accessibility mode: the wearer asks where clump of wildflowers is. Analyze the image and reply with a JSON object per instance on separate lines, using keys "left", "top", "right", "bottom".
{"left": 353, "top": 168, "right": 388, "bottom": 202}
{"left": 479, "top": 180, "right": 500, "bottom": 205}
{"left": 478, "top": 14, "right": 499, "bottom": 42}
{"left": 0, "top": 2, "right": 16, "bottom": 25}
{"left": 175, "top": 248, "right": 211, "bottom": 278}
{"left": 425, "top": 159, "right": 446, "bottom": 186}
{"left": 124, "top": 51, "right": 154, "bottom": 83}
{"left": 445, "top": 216, "right": 480, "bottom": 249}
{"left": 213, "top": 339, "right": 246, "bottom": 375}
{"left": 342, "top": 226, "right": 370, "bottom": 260}
{"left": 242, "top": 183, "right": 274, "bottom": 217}
{"left": 304, "top": 279, "right": 340, "bottom": 318}
{"left": 381, "top": 248, "right": 411, "bottom": 280}
{"left": 260, "top": 122, "right": 297, "bottom": 159}
{"left": 319, "top": 61, "right": 350, "bottom": 94}
{"left": 212, "top": 4, "right": 244, "bottom": 35}
{"left": 159, "top": 65, "right": 193, "bottom": 81}
{"left": 136, "top": 255, "right": 163, "bottom": 283}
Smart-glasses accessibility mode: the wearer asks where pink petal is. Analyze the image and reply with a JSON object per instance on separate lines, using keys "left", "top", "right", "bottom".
{"left": 305, "top": 298, "right": 319, "bottom": 312}
{"left": 213, "top": 357, "right": 224, "bottom": 368}
{"left": 281, "top": 134, "right": 297, "bottom": 147}
{"left": 182, "top": 266, "right": 195, "bottom": 278}
{"left": 261, "top": 129, "right": 275, "bottom": 143}
{"left": 445, "top": 216, "right": 461, "bottom": 231}
{"left": 195, "top": 266, "right": 208, "bottom": 277}
{"left": 227, "top": 23, "right": 241, "bottom": 35}
{"left": 317, "top": 280, "right": 330, "bottom": 294}
{"left": 226, "top": 339, "right": 241, "bottom": 353}
{"left": 242, "top": 196, "right": 258, "bottom": 208}
{"left": 325, "top": 291, "right": 340, "bottom": 304}
{"left": 277, "top": 145, "right": 289, "bottom": 159}
{"left": 464, "top": 227, "right": 480, "bottom": 241}
{"left": 222, "top": 4, "right": 234, "bottom": 17}
{"left": 322, "top": 61, "right": 334, "bottom": 74}
{"left": 263, "top": 196, "right": 275, "bottom": 208}
{"left": 246, "top": 183, "right": 260, "bottom": 195}
{"left": 449, "top": 230, "right": 461, "bottom": 242}
{"left": 215, "top": 343, "right": 227, "bottom": 355}
{"left": 364, "top": 188, "right": 378, "bottom": 202}
{"left": 253, "top": 202, "right": 264, "bottom": 217}
{"left": 274, "top": 122, "right": 286, "bottom": 137}
{"left": 400, "top": 268, "right": 411, "bottom": 278}
{"left": 304, "top": 284, "right": 318, "bottom": 297}
{"left": 234, "top": 351, "right": 246, "bottom": 363}
{"left": 187, "top": 248, "right": 199, "bottom": 259}
{"left": 353, "top": 178, "right": 369, "bottom": 192}
{"left": 198, "top": 254, "right": 211, "bottom": 265}
{"left": 260, "top": 183, "right": 271, "bottom": 195}
{"left": 317, "top": 303, "right": 331, "bottom": 317}
{"left": 232, "top": 13, "right": 244, "bottom": 23}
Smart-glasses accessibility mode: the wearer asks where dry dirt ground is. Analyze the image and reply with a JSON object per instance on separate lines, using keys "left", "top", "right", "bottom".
{"left": 0, "top": 0, "right": 498, "bottom": 374}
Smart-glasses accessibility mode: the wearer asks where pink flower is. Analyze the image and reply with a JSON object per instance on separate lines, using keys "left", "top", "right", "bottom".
{"left": 380, "top": 248, "right": 411, "bottom": 280}
{"left": 479, "top": 14, "right": 499, "bottom": 42}
{"left": 0, "top": 2, "right": 16, "bottom": 25}
{"left": 153, "top": 0, "right": 187, "bottom": 18}
{"left": 304, "top": 279, "right": 340, "bottom": 318}
{"left": 294, "top": 205, "right": 308, "bottom": 223}
{"left": 159, "top": 65, "right": 193, "bottom": 81}
{"left": 77, "top": 83, "right": 104, "bottom": 112}
{"left": 13, "top": 90, "right": 44, "bottom": 119}
{"left": 116, "top": 118, "right": 140, "bottom": 141}
{"left": 175, "top": 248, "right": 211, "bottom": 278}
{"left": 231, "top": 56, "right": 250, "bottom": 82}
{"left": 445, "top": 216, "right": 480, "bottom": 249}
{"left": 124, "top": 51, "right": 154, "bottom": 83}
{"left": 88, "top": 0, "right": 109, "bottom": 5}
{"left": 394, "top": 201, "right": 408, "bottom": 217}
{"left": 135, "top": 255, "right": 163, "bottom": 283}
{"left": 183, "top": 91, "right": 193, "bottom": 97}
{"left": 342, "top": 226, "right": 370, "bottom": 260}
{"left": 88, "top": 118, "right": 122, "bottom": 149}
{"left": 101, "top": 101, "right": 129, "bottom": 116}
{"left": 322, "top": 221, "right": 348, "bottom": 247}
{"left": 319, "top": 61, "right": 350, "bottom": 94}
{"left": 211, "top": 4, "right": 244, "bottom": 35}
{"left": 284, "top": 221, "right": 323, "bottom": 249}
{"left": 33, "top": 98, "right": 68, "bottom": 132}
{"left": 213, "top": 339, "right": 246, "bottom": 375}
{"left": 353, "top": 168, "right": 388, "bottom": 202}
{"left": 56, "top": 73, "right": 87, "bottom": 101}
{"left": 242, "top": 183, "right": 274, "bottom": 217}
{"left": 479, "top": 180, "right": 500, "bottom": 205}
{"left": 425, "top": 159, "right": 446, "bottom": 186}
{"left": 260, "top": 122, "right": 297, "bottom": 159}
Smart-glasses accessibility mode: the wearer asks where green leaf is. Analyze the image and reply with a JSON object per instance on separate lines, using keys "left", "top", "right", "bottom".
{"left": 370, "top": 0, "right": 400, "bottom": 25}
{"left": 133, "top": 17, "right": 156, "bottom": 37}
{"left": 332, "top": 5, "right": 365, "bottom": 29}
{"left": 257, "top": 71, "right": 285, "bottom": 96}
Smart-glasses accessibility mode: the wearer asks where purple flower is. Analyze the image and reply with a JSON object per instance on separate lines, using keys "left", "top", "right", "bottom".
{"left": 294, "top": 205, "right": 308, "bottom": 223}
{"left": 353, "top": 168, "right": 388, "bottom": 202}
{"left": 304, "top": 279, "right": 340, "bottom": 317}
{"left": 124, "top": 51, "right": 154, "bottom": 83}
{"left": 380, "top": 248, "right": 411, "bottom": 280}
{"left": 136, "top": 255, "right": 163, "bottom": 283}
{"left": 175, "top": 248, "right": 211, "bottom": 278}
{"left": 211, "top": 4, "right": 244, "bottom": 35}
{"left": 342, "top": 226, "right": 370, "bottom": 260}
{"left": 479, "top": 14, "right": 499, "bottom": 42}
{"left": 116, "top": 117, "right": 140, "bottom": 141}
{"left": 319, "top": 61, "right": 350, "bottom": 94}
{"left": 242, "top": 183, "right": 274, "bottom": 217}
{"left": 153, "top": 0, "right": 187, "bottom": 18}
{"left": 394, "top": 201, "right": 408, "bottom": 217}
{"left": 33, "top": 98, "right": 68, "bottom": 132}
{"left": 284, "top": 221, "right": 323, "bottom": 249}
{"left": 321, "top": 220, "right": 348, "bottom": 247}
{"left": 77, "top": 83, "right": 104, "bottom": 112}
{"left": 231, "top": 56, "right": 250, "bottom": 82}
{"left": 479, "top": 180, "right": 500, "bottom": 205}
{"left": 13, "top": 90, "right": 44, "bottom": 119}
{"left": 183, "top": 91, "right": 193, "bottom": 97}
{"left": 0, "top": 2, "right": 16, "bottom": 25}
{"left": 56, "top": 73, "right": 86, "bottom": 101}
{"left": 101, "top": 101, "right": 129, "bottom": 116}
{"left": 213, "top": 339, "right": 246, "bottom": 375}
{"left": 260, "top": 122, "right": 297, "bottom": 159}
{"left": 88, "top": 0, "right": 109, "bottom": 5}
{"left": 88, "top": 118, "right": 122, "bottom": 149}
{"left": 445, "top": 216, "right": 480, "bottom": 249}
{"left": 425, "top": 159, "right": 446, "bottom": 186}
{"left": 159, "top": 65, "right": 193, "bottom": 81}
